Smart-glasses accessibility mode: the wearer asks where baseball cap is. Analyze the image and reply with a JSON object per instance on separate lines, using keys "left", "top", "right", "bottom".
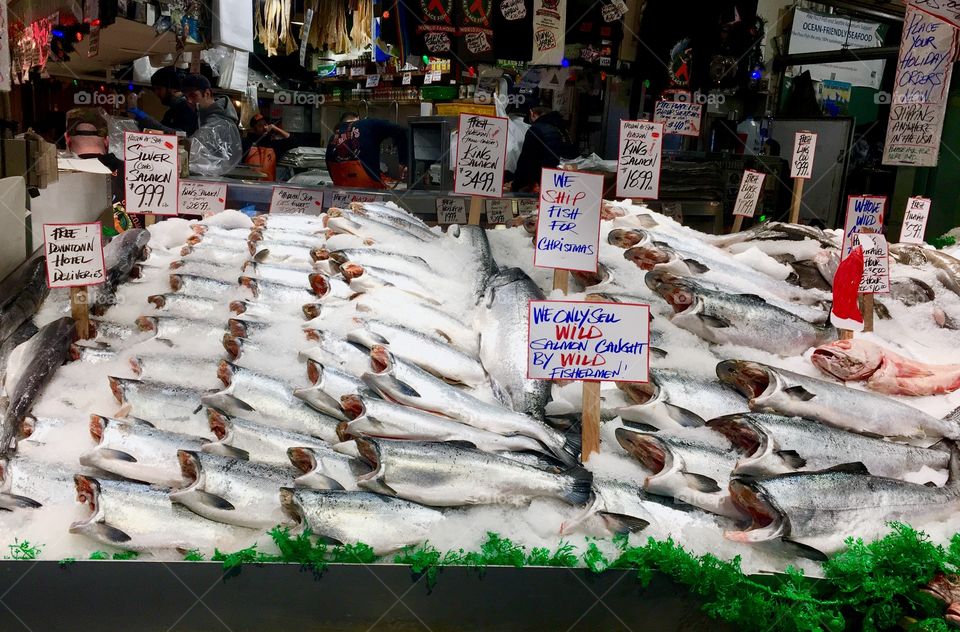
{"left": 250, "top": 113, "right": 266, "bottom": 125}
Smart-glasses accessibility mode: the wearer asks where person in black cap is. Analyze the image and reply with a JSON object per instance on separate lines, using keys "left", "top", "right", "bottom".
{"left": 243, "top": 113, "right": 294, "bottom": 155}
{"left": 127, "top": 65, "right": 199, "bottom": 135}
{"left": 181, "top": 74, "right": 243, "bottom": 177}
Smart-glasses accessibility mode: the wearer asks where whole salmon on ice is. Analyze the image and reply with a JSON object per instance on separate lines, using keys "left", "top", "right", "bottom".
{"left": 812, "top": 339, "right": 960, "bottom": 396}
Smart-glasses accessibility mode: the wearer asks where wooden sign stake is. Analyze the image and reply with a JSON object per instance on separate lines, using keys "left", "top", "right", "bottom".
{"left": 730, "top": 215, "right": 744, "bottom": 234}
{"left": 861, "top": 294, "right": 874, "bottom": 333}
{"left": 789, "top": 178, "right": 805, "bottom": 224}
{"left": 70, "top": 287, "right": 90, "bottom": 340}
{"left": 581, "top": 381, "right": 601, "bottom": 462}
{"left": 552, "top": 270, "right": 569, "bottom": 293}
{"left": 467, "top": 197, "right": 483, "bottom": 226}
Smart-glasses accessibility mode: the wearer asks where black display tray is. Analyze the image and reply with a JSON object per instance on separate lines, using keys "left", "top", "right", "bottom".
{"left": 0, "top": 562, "right": 726, "bottom": 630}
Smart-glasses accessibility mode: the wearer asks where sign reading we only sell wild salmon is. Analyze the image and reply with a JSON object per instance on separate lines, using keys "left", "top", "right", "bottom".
{"left": 527, "top": 300, "right": 650, "bottom": 382}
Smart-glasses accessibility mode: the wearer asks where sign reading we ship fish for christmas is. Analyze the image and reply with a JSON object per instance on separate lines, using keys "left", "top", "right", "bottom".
{"left": 533, "top": 169, "right": 603, "bottom": 273}
{"left": 527, "top": 300, "right": 650, "bottom": 382}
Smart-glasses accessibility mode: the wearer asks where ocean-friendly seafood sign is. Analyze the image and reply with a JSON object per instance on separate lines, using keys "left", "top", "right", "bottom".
{"left": 527, "top": 300, "right": 650, "bottom": 382}
{"left": 454, "top": 113, "right": 508, "bottom": 197}
{"left": 43, "top": 223, "right": 105, "bottom": 288}
{"left": 842, "top": 195, "right": 886, "bottom": 258}
{"left": 533, "top": 169, "right": 603, "bottom": 272}
{"left": 124, "top": 132, "right": 178, "bottom": 215}
{"left": 616, "top": 120, "right": 663, "bottom": 199}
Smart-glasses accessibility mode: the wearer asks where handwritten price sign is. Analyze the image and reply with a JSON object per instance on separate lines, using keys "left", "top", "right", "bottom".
{"left": 733, "top": 170, "right": 765, "bottom": 218}
{"left": 653, "top": 101, "right": 702, "bottom": 137}
{"left": 790, "top": 132, "right": 817, "bottom": 179}
{"left": 533, "top": 169, "right": 603, "bottom": 273}
{"left": 270, "top": 186, "right": 325, "bottom": 215}
{"left": 179, "top": 181, "right": 227, "bottom": 215}
{"left": 436, "top": 197, "right": 467, "bottom": 224}
{"left": 527, "top": 300, "right": 650, "bottom": 382}
{"left": 43, "top": 223, "right": 105, "bottom": 289}
{"left": 454, "top": 113, "right": 508, "bottom": 198}
{"left": 899, "top": 196, "right": 931, "bottom": 244}
{"left": 857, "top": 233, "right": 891, "bottom": 294}
{"left": 615, "top": 120, "right": 663, "bottom": 199}
{"left": 326, "top": 191, "right": 384, "bottom": 208}
{"left": 124, "top": 132, "right": 178, "bottom": 215}
{"left": 486, "top": 199, "right": 514, "bottom": 224}
{"left": 842, "top": 195, "right": 886, "bottom": 258}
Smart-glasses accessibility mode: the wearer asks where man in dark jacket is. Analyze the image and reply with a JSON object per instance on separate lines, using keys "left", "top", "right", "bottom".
{"left": 509, "top": 107, "right": 579, "bottom": 192}
{"left": 325, "top": 112, "right": 408, "bottom": 187}
{"left": 182, "top": 74, "right": 243, "bottom": 177}
{"left": 128, "top": 66, "right": 199, "bottom": 135}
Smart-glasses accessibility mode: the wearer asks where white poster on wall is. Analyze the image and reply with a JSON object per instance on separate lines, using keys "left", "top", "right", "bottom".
{"left": 788, "top": 8, "right": 885, "bottom": 89}
{"left": 531, "top": 0, "right": 566, "bottom": 66}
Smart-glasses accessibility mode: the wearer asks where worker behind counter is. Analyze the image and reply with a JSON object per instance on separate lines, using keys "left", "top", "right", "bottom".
{"left": 181, "top": 74, "right": 243, "bottom": 178}
{"left": 325, "top": 113, "right": 408, "bottom": 189}
{"left": 508, "top": 106, "right": 580, "bottom": 192}
{"left": 242, "top": 113, "right": 295, "bottom": 181}
{"left": 127, "top": 66, "right": 199, "bottom": 136}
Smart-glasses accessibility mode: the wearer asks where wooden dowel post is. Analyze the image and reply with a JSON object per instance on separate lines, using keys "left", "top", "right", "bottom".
{"left": 839, "top": 329, "right": 854, "bottom": 340}
{"left": 468, "top": 196, "right": 483, "bottom": 226}
{"left": 789, "top": 178, "right": 805, "bottom": 224}
{"left": 581, "top": 381, "right": 601, "bottom": 462}
{"left": 70, "top": 287, "right": 90, "bottom": 340}
{"left": 731, "top": 215, "right": 744, "bottom": 234}
{"left": 552, "top": 269, "right": 569, "bottom": 294}
{"left": 144, "top": 214, "right": 156, "bottom": 227}
{"left": 861, "top": 293, "right": 874, "bottom": 333}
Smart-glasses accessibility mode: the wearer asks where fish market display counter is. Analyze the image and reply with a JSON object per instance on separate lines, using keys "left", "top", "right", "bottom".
{"left": 212, "top": 179, "right": 538, "bottom": 223}
{"left": 0, "top": 562, "right": 724, "bottom": 630}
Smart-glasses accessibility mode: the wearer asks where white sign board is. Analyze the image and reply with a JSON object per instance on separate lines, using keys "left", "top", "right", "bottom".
{"left": 842, "top": 195, "right": 886, "bottom": 258}
{"left": 179, "top": 181, "right": 227, "bottom": 215}
{"left": 269, "top": 187, "right": 325, "bottom": 215}
{"left": 326, "top": 191, "right": 384, "bottom": 208}
{"left": 857, "top": 233, "right": 891, "bottom": 294}
{"left": 899, "top": 196, "right": 931, "bottom": 244}
{"left": 790, "top": 132, "right": 817, "bottom": 179}
{"left": 907, "top": 0, "right": 960, "bottom": 27}
{"left": 124, "top": 132, "right": 178, "bottom": 215}
{"left": 531, "top": 0, "right": 566, "bottom": 66}
{"left": 486, "top": 199, "right": 514, "bottom": 224}
{"left": 533, "top": 169, "right": 603, "bottom": 273}
{"left": 788, "top": 8, "right": 884, "bottom": 89}
{"left": 882, "top": 6, "right": 957, "bottom": 166}
{"left": 436, "top": 198, "right": 468, "bottom": 224}
{"left": 43, "top": 223, "right": 105, "bottom": 289}
{"left": 454, "top": 113, "right": 508, "bottom": 198}
{"left": 527, "top": 300, "right": 650, "bottom": 382}
{"left": 653, "top": 101, "right": 702, "bottom": 137}
{"left": 615, "top": 120, "right": 663, "bottom": 199}
{"left": 733, "top": 170, "right": 765, "bottom": 218}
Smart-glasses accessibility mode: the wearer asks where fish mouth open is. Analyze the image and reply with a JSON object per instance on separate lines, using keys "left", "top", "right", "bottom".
{"left": 607, "top": 229, "right": 646, "bottom": 249}
{"left": 340, "top": 395, "right": 365, "bottom": 420}
{"left": 707, "top": 415, "right": 762, "bottom": 455}
{"left": 306, "top": 359, "right": 323, "bottom": 385}
{"left": 170, "top": 451, "right": 202, "bottom": 499}
{"left": 340, "top": 263, "right": 364, "bottom": 281}
{"left": 617, "top": 382, "right": 658, "bottom": 406}
{"left": 716, "top": 360, "right": 771, "bottom": 400}
{"left": 724, "top": 480, "right": 785, "bottom": 543}
{"left": 217, "top": 360, "right": 235, "bottom": 388}
{"left": 222, "top": 334, "right": 243, "bottom": 361}
{"left": 207, "top": 409, "right": 230, "bottom": 440}
{"left": 660, "top": 286, "right": 696, "bottom": 315}
{"left": 287, "top": 447, "right": 318, "bottom": 475}
{"left": 70, "top": 475, "right": 102, "bottom": 531}
{"left": 168, "top": 260, "right": 185, "bottom": 270}
{"left": 146, "top": 295, "right": 166, "bottom": 309}
{"left": 227, "top": 319, "right": 249, "bottom": 339}
{"left": 89, "top": 415, "right": 107, "bottom": 443}
{"left": 169, "top": 275, "right": 183, "bottom": 292}
{"left": 107, "top": 376, "right": 125, "bottom": 404}
{"left": 614, "top": 428, "right": 667, "bottom": 474}
{"left": 229, "top": 300, "right": 247, "bottom": 315}
{"left": 370, "top": 345, "right": 391, "bottom": 374}
{"left": 238, "top": 277, "right": 259, "bottom": 297}
{"left": 278, "top": 488, "right": 303, "bottom": 525}
{"left": 810, "top": 341, "right": 876, "bottom": 381}
{"left": 248, "top": 230, "right": 265, "bottom": 243}
{"left": 625, "top": 246, "right": 670, "bottom": 270}
{"left": 571, "top": 265, "right": 609, "bottom": 288}
{"left": 135, "top": 316, "right": 156, "bottom": 333}
{"left": 302, "top": 304, "right": 322, "bottom": 320}
{"left": 354, "top": 438, "right": 385, "bottom": 485}
{"left": 309, "top": 274, "right": 330, "bottom": 297}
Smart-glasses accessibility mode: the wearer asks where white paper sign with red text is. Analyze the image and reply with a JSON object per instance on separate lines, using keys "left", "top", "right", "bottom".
{"left": 857, "top": 233, "right": 891, "bottom": 294}
{"left": 270, "top": 187, "right": 325, "bottom": 215}
{"left": 527, "top": 300, "right": 650, "bottom": 382}
{"left": 179, "top": 181, "right": 227, "bottom": 215}
{"left": 534, "top": 169, "right": 603, "bottom": 273}
{"left": 899, "top": 197, "right": 931, "bottom": 244}
{"left": 43, "top": 223, "right": 105, "bottom": 289}
{"left": 653, "top": 101, "right": 702, "bottom": 136}
{"left": 454, "top": 113, "right": 508, "bottom": 198}
{"left": 842, "top": 195, "right": 886, "bottom": 258}
{"left": 616, "top": 120, "right": 663, "bottom": 199}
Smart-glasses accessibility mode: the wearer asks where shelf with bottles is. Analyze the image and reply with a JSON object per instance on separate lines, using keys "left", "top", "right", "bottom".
{"left": 320, "top": 56, "right": 454, "bottom": 82}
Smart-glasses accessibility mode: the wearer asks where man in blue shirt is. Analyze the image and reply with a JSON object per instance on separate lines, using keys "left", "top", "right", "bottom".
{"left": 326, "top": 113, "right": 408, "bottom": 188}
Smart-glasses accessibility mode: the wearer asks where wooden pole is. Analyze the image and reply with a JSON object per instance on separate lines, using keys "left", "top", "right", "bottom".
{"left": 467, "top": 196, "right": 483, "bottom": 226}
{"left": 70, "top": 287, "right": 90, "bottom": 340}
{"left": 144, "top": 214, "right": 156, "bottom": 227}
{"left": 552, "top": 269, "right": 569, "bottom": 293}
{"left": 861, "top": 294, "right": 874, "bottom": 333}
{"left": 731, "top": 215, "right": 744, "bottom": 233}
{"left": 788, "top": 178, "right": 805, "bottom": 224}
{"left": 581, "top": 381, "right": 601, "bottom": 462}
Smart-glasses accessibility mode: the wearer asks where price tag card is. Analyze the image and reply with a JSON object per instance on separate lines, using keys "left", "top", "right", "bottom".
{"left": 527, "top": 300, "right": 650, "bottom": 382}
{"left": 366, "top": 74, "right": 380, "bottom": 87}
{"left": 436, "top": 197, "right": 468, "bottom": 224}
{"left": 124, "top": 132, "right": 178, "bottom": 215}
{"left": 733, "top": 170, "right": 765, "bottom": 217}
{"left": 653, "top": 101, "right": 702, "bottom": 136}
{"left": 402, "top": 72, "right": 412, "bottom": 85}
{"left": 533, "top": 168, "right": 603, "bottom": 273}
{"left": 899, "top": 197, "right": 931, "bottom": 244}
{"left": 486, "top": 199, "right": 514, "bottom": 224}
{"left": 179, "top": 181, "right": 227, "bottom": 215}
{"left": 615, "top": 120, "right": 663, "bottom": 199}
{"left": 326, "top": 191, "right": 385, "bottom": 208}
{"left": 270, "top": 186, "right": 325, "bottom": 215}
{"left": 43, "top": 223, "right": 106, "bottom": 288}
{"left": 842, "top": 195, "right": 886, "bottom": 258}
{"left": 454, "top": 113, "right": 508, "bottom": 198}
{"left": 423, "top": 73, "right": 434, "bottom": 85}
{"left": 857, "top": 233, "right": 891, "bottom": 294}
{"left": 517, "top": 198, "right": 538, "bottom": 215}
{"left": 790, "top": 131, "right": 817, "bottom": 179}
{"left": 350, "top": 66, "right": 364, "bottom": 77}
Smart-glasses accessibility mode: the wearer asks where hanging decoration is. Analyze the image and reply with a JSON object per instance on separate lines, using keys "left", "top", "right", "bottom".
{"left": 350, "top": 0, "right": 373, "bottom": 49}
{"left": 256, "top": 0, "right": 296, "bottom": 56}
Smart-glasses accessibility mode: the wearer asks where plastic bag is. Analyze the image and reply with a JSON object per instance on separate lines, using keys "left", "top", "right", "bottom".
{"left": 103, "top": 113, "right": 139, "bottom": 158}
{"left": 505, "top": 115, "right": 529, "bottom": 174}
{"left": 189, "top": 107, "right": 243, "bottom": 177}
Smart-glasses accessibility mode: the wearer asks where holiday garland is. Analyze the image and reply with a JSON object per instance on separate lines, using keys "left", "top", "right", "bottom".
{"left": 26, "top": 523, "right": 960, "bottom": 631}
